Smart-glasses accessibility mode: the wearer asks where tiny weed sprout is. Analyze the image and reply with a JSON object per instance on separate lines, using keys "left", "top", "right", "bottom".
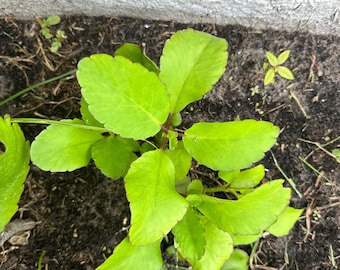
{"left": 36, "top": 15, "right": 67, "bottom": 53}
{"left": 264, "top": 50, "right": 295, "bottom": 85}
{"left": 0, "top": 29, "right": 303, "bottom": 269}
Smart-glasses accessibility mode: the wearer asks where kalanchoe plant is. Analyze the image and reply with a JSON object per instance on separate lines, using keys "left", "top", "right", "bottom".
{"left": 2, "top": 29, "right": 302, "bottom": 269}
{"left": 263, "top": 50, "right": 295, "bottom": 85}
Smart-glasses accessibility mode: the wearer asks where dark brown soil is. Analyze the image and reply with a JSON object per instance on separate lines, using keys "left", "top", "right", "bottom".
{"left": 0, "top": 16, "right": 339, "bottom": 270}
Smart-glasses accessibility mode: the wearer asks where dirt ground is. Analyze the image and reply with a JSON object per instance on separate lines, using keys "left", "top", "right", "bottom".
{"left": 0, "top": 16, "right": 339, "bottom": 270}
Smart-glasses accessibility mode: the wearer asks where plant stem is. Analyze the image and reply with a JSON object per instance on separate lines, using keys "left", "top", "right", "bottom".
{"left": 10, "top": 118, "right": 109, "bottom": 132}
{"left": 204, "top": 184, "right": 229, "bottom": 193}
{"left": 0, "top": 69, "right": 76, "bottom": 107}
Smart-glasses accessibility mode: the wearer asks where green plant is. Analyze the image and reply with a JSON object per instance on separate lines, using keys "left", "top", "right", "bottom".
{"left": 2, "top": 29, "right": 302, "bottom": 269}
{"left": 36, "top": 15, "right": 67, "bottom": 52}
{"left": 0, "top": 115, "right": 30, "bottom": 232}
{"left": 263, "top": 50, "right": 295, "bottom": 85}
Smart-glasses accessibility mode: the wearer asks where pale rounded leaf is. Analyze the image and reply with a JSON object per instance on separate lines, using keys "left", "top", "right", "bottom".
{"left": 77, "top": 54, "right": 169, "bottom": 139}
{"left": 172, "top": 207, "right": 205, "bottom": 260}
{"left": 221, "top": 249, "right": 249, "bottom": 270}
{"left": 97, "top": 237, "right": 163, "bottom": 270}
{"left": 124, "top": 150, "right": 188, "bottom": 245}
{"left": 277, "top": 66, "right": 295, "bottom": 80}
{"left": 165, "top": 148, "right": 192, "bottom": 181}
{"left": 188, "top": 217, "right": 233, "bottom": 270}
{"left": 91, "top": 136, "right": 137, "bottom": 180}
{"left": 0, "top": 116, "right": 30, "bottom": 232}
{"left": 31, "top": 119, "right": 103, "bottom": 171}
{"left": 196, "top": 180, "right": 291, "bottom": 236}
{"left": 80, "top": 97, "right": 104, "bottom": 127}
{"left": 114, "top": 43, "right": 159, "bottom": 74}
{"left": 219, "top": 164, "right": 265, "bottom": 188}
{"left": 160, "top": 29, "right": 228, "bottom": 113}
{"left": 267, "top": 207, "right": 303, "bottom": 237}
{"left": 183, "top": 120, "right": 280, "bottom": 171}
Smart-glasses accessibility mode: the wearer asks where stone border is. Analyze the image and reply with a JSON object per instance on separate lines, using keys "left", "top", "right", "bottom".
{"left": 1, "top": 0, "right": 339, "bottom": 35}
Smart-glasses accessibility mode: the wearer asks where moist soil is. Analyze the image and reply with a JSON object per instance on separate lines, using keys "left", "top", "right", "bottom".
{"left": 0, "top": 16, "right": 339, "bottom": 270}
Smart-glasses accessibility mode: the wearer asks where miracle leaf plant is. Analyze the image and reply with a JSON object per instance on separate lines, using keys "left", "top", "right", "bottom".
{"left": 1, "top": 29, "right": 302, "bottom": 269}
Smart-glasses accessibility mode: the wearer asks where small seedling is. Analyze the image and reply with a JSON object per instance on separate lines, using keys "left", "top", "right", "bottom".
{"left": 51, "top": 30, "right": 67, "bottom": 53}
{"left": 249, "top": 85, "right": 259, "bottom": 96}
{"left": 36, "top": 15, "right": 67, "bottom": 53}
{"left": 332, "top": 149, "right": 340, "bottom": 163}
{"left": 263, "top": 50, "right": 294, "bottom": 85}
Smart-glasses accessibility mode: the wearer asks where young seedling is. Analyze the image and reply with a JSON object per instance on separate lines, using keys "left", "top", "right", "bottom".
{"left": 264, "top": 50, "right": 295, "bottom": 85}
{"left": 50, "top": 30, "right": 67, "bottom": 53}
{"left": 2, "top": 29, "right": 302, "bottom": 269}
{"left": 36, "top": 15, "right": 67, "bottom": 53}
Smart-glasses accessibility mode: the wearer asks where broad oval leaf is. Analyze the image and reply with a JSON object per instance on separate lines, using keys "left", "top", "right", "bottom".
{"left": 77, "top": 54, "right": 169, "bottom": 139}
{"left": 114, "top": 43, "right": 159, "bottom": 74}
{"left": 0, "top": 116, "right": 30, "bottom": 232}
{"left": 160, "top": 29, "right": 228, "bottom": 113}
{"left": 219, "top": 164, "right": 265, "bottom": 188}
{"left": 221, "top": 249, "right": 249, "bottom": 270}
{"left": 277, "top": 50, "right": 291, "bottom": 65}
{"left": 265, "top": 51, "right": 278, "bottom": 66}
{"left": 264, "top": 68, "right": 275, "bottom": 85}
{"left": 196, "top": 180, "right": 291, "bottom": 236}
{"left": 183, "top": 120, "right": 280, "bottom": 171}
{"left": 80, "top": 97, "right": 104, "bottom": 127}
{"left": 172, "top": 207, "right": 205, "bottom": 260}
{"left": 267, "top": 206, "right": 303, "bottom": 237}
{"left": 165, "top": 148, "right": 192, "bottom": 181}
{"left": 91, "top": 136, "right": 137, "bottom": 180}
{"left": 97, "top": 237, "right": 163, "bottom": 270}
{"left": 277, "top": 66, "right": 295, "bottom": 80}
{"left": 124, "top": 150, "right": 188, "bottom": 245}
{"left": 31, "top": 119, "right": 103, "bottom": 171}
{"left": 188, "top": 216, "right": 233, "bottom": 270}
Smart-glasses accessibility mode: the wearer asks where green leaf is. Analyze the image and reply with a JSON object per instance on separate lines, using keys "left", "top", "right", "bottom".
{"left": 219, "top": 165, "right": 265, "bottom": 189}
{"left": 277, "top": 50, "right": 291, "bottom": 65}
{"left": 77, "top": 54, "right": 169, "bottom": 140}
{"left": 232, "top": 234, "right": 261, "bottom": 245}
{"left": 168, "top": 130, "right": 178, "bottom": 150}
{"left": 96, "top": 237, "right": 163, "bottom": 270}
{"left": 221, "top": 249, "right": 249, "bottom": 270}
{"left": 45, "top": 15, "right": 61, "bottom": 26}
{"left": 187, "top": 179, "right": 204, "bottom": 195}
{"left": 276, "top": 66, "right": 295, "bottom": 80}
{"left": 0, "top": 116, "right": 30, "bottom": 232}
{"left": 80, "top": 97, "right": 104, "bottom": 127}
{"left": 91, "top": 136, "right": 137, "bottom": 179}
{"left": 114, "top": 43, "right": 160, "bottom": 74}
{"left": 160, "top": 29, "right": 228, "bottom": 113}
{"left": 124, "top": 150, "right": 188, "bottom": 245}
{"left": 31, "top": 119, "right": 103, "bottom": 171}
{"left": 183, "top": 120, "right": 279, "bottom": 171}
{"left": 332, "top": 148, "right": 340, "bottom": 162}
{"left": 264, "top": 68, "right": 275, "bottom": 85}
{"left": 267, "top": 207, "right": 303, "bottom": 237}
{"left": 265, "top": 51, "right": 278, "bottom": 66}
{"left": 172, "top": 208, "right": 205, "bottom": 260}
{"left": 188, "top": 217, "right": 233, "bottom": 270}
{"left": 171, "top": 112, "right": 182, "bottom": 127}
{"left": 40, "top": 28, "right": 53, "bottom": 39}
{"left": 194, "top": 180, "right": 291, "bottom": 236}
{"left": 165, "top": 148, "right": 192, "bottom": 181}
